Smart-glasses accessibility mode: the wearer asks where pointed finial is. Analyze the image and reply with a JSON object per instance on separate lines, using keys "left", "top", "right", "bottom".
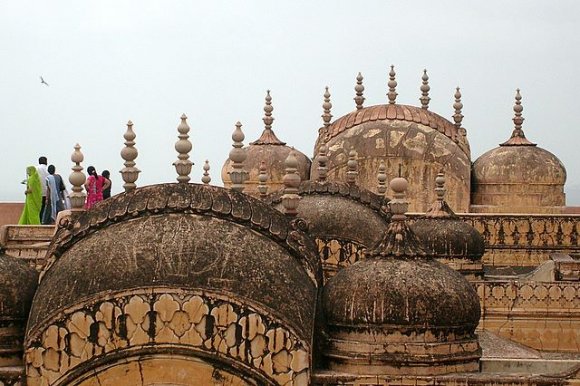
{"left": 201, "top": 160, "right": 211, "bottom": 185}
{"left": 257, "top": 160, "right": 268, "bottom": 198}
{"left": 321, "top": 86, "right": 333, "bottom": 127}
{"left": 317, "top": 140, "right": 329, "bottom": 183}
{"left": 251, "top": 90, "right": 286, "bottom": 145}
{"left": 281, "top": 151, "right": 301, "bottom": 216}
{"left": 435, "top": 171, "right": 446, "bottom": 202}
{"left": 346, "top": 150, "right": 359, "bottom": 185}
{"left": 263, "top": 89, "right": 274, "bottom": 131}
{"left": 228, "top": 121, "right": 249, "bottom": 192}
{"left": 120, "top": 120, "right": 141, "bottom": 192}
{"left": 69, "top": 143, "right": 86, "bottom": 210}
{"left": 354, "top": 72, "right": 365, "bottom": 110}
{"left": 420, "top": 69, "right": 431, "bottom": 109}
{"left": 377, "top": 160, "right": 387, "bottom": 195}
{"left": 501, "top": 89, "right": 535, "bottom": 146}
{"left": 387, "top": 65, "right": 398, "bottom": 104}
{"left": 513, "top": 88, "right": 524, "bottom": 131}
{"left": 453, "top": 87, "right": 464, "bottom": 130}
{"left": 173, "top": 114, "right": 193, "bottom": 183}
{"left": 389, "top": 176, "right": 409, "bottom": 221}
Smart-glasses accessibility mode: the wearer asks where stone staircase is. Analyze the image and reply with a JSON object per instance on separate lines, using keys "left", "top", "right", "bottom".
{"left": 0, "top": 225, "right": 54, "bottom": 271}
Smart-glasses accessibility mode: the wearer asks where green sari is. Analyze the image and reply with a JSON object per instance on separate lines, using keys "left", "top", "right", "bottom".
{"left": 18, "top": 166, "right": 42, "bottom": 225}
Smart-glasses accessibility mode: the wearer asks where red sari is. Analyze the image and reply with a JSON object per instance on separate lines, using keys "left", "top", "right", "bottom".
{"left": 85, "top": 175, "right": 105, "bottom": 209}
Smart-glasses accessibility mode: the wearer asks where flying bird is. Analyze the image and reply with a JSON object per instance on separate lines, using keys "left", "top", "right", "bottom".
{"left": 40, "top": 76, "right": 49, "bottom": 87}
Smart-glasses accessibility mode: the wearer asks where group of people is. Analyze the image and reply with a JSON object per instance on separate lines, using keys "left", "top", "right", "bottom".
{"left": 18, "top": 157, "right": 112, "bottom": 225}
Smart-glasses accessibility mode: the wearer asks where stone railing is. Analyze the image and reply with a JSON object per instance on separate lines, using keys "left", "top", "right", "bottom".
{"left": 476, "top": 280, "right": 580, "bottom": 352}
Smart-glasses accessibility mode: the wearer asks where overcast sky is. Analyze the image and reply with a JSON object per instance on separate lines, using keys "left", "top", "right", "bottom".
{"left": 1, "top": 1, "right": 579, "bottom": 204}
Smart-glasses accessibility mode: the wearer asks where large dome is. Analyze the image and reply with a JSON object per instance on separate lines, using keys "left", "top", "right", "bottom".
{"left": 471, "top": 90, "right": 566, "bottom": 213}
{"left": 222, "top": 91, "right": 311, "bottom": 197}
{"left": 26, "top": 184, "right": 320, "bottom": 386}
{"left": 321, "top": 178, "right": 481, "bottom": 376}
{"left": 311, "top": 72, "right": 472, "bottom": 213}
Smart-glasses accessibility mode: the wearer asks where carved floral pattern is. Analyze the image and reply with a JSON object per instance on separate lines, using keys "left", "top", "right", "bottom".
{"left": 25, "top": 289, "right": 310, "bottom": 386}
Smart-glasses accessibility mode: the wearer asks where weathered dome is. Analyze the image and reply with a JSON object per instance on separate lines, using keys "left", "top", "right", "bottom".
{"left": 471, "top": 90, "right": 566, "bottom": 214}
{"left": 269, "top": 180, "right": 390, "bottom": 282}
{"left": 321, "top": 178, "right": 481, "bottom": 376}
{"left": 222, "top": 91, "right": 311, "bottom": 196}
{"left": 26, "top": 184, "right": 320, "bottom": 386}
{"left": 0, "top": 252, "right": 38, "bottom": 366}
{"left": 311, "top": 71, "right": 471, "bottom": 212}
{"left": 410, "top": 172, "right": 485, "bottom": 279}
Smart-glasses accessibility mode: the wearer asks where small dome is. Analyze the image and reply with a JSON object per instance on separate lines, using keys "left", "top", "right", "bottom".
{"left": 321, "top": 178, "right": 480, "bottom": 376}
{"left": 471, "top": 90, "right": 566, "bottom": 213}
{"left": 269, "top": 180, "right": 390, "bottom": 282}
{"left": 222, "top": 91, "right": 311, "bottom": 196}
{"left": 0, "top": 252, "right": 38, "bottom": 321}
{"left": 410, "top": 172, "right": 484, "bottom": 279}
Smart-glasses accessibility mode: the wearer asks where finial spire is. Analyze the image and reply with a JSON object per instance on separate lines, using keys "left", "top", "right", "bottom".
{"left": 282, "top": 151, "right": 301, "bottom": 216}
{"left": 366, "top": 176, "right": 428, "bottom": 259}
{"left": 377, "top": 160, "right": 387, "bottom": 195}
{"left": 354, "top": 72, "right": 365, "bottom": 110}
{"left": 251, "top": 90, "right": 286, "bottom": 145}
{"left": 120, "top": 120, "right": 140, "bottom": 192}
{"left": 257, "top": 160, "right": 268, "bottom": 198}
{"left": 173, "top": 114, "right": 193, "bottom": 183}
{"left": 420, "top": 69, "right": 430, "bottom": 109}
{"left": 453, "top": 87, "right": 464, "bottom": 131}
{"left": 501, "top": 89, "right": 535, "bottom": 146}
{"left": 201, "top": 160, "right": 211, "bottom": 185}
{"left": 387, "top": 65, "right": 398, "bottom": 104}
{"left": 346, "top": 150, "right": 358, "bottom": 185}
{"left": 321, "top": 86, "right": 333, "bottom": 127}
{"left": 425, "top": 171, "right": 457, "bottom": 218}
{"left": 317, "top": 140, "right": 329, "bottom": 183}
{"left": 69, "top": 143, "right": 86, "bottom": 210}
{"left": 228, "top": 121, "right": 249, "bottom": 192}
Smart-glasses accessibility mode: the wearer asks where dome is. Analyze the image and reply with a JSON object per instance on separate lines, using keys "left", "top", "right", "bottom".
{"left": 321, "top": 178, "right": 481, "bottom": 376}
{"left": 0, "top": 252, "right": 38, "bottom": 366}
{"left": 222, "top": 91, "right": 311, "bottom": 197}
{"left": 26, "top": 184, "right": 320, "bottom": 386}
{"left": 410, "top": 172, "right": 484, "bottom": 279}
{"left": 311, "top": 70, "right": 471, "bottom": 212}
{"left": 269, "top": 180, "right": 390, "bottom": 282}
{"left": 471, "top": 90, "right": 567, "bottom": 213}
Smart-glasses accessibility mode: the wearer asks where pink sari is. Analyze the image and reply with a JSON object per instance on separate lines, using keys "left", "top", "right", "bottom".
{"left": 85, "top": 175, "right": 105, "bottom": 209}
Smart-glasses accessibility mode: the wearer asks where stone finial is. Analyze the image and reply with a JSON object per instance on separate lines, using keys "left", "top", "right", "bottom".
{"left": 281, "top": 151, "right": 301, "bottom": 216}
{"left": 173, "top": 114, "right": 193, "bottom": 183}
{"left": 501, "top": 89, "right": 535, "bottom": 146}
{"left": 389, "top": 176, "right": 409, "bottom": 221}
{"left": 69, "top": 143, "right": 86, "bottom": 210}
{"left": 257, "top": 160, "right": 268, "bottom": 198}
{"left": 354, "top": 72, "right": 365, "bottom": 110}
{"left": 201, "top": 160, "right": 211, "bottom": 185}
{"left": 228, "top": 121, "right": 249, "bottom": 192}
{"left": 453, "top": 87, "right": 464, "bottom": 130}
{"left": 346, "top": 150, "right": 359, "bottom": 185}
{"left": 321, "top": 86, "right": 333, "bottom": 127}
{"left": 420, "top": 69, "right": 431, "bottom": 109}
{"left": 120, "top": 120, "right": 141, "bottom": 192}
{"left": 435, "top": 171, "right": 446, "bottom": 202}
{"left": 251, "top": 90, "right": 286, "bottom": 145}
{"left": 377, "top": 160, "right": 387, "bottom": 195}
{"left": 387, "top": 65, "right": 398, "bottom": 104}
{"left": 317, "top": 140, "right": 329, "bottom": 183}
{"left": 425, "top": 170, "right": 457, "bottom": 218}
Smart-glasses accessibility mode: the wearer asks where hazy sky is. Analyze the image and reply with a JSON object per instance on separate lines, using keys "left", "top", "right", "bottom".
{"left": 1, "top": 1, "right": 579, "bottom": 203}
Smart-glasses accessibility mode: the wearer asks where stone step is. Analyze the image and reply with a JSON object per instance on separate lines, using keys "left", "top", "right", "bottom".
{"left": 0, "top": 225, "right": 54, "bottom": 247}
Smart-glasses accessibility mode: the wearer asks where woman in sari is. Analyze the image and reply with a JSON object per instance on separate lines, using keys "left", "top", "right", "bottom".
{"left": 18, "top": 166, "right": 42, "bottom": 225}
{"left": 84, "top": 166, "right": 108, "bottom": 209}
